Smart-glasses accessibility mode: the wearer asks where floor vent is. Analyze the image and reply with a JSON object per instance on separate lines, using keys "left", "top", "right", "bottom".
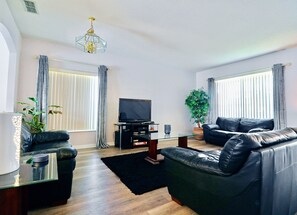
{"left": 23, "top": 0, "right": 38, "bottom": 14}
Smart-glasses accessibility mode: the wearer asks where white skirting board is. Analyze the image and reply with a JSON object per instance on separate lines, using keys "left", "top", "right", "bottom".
{"left": 74, "top": 141, "right": 114, "bottom": 149}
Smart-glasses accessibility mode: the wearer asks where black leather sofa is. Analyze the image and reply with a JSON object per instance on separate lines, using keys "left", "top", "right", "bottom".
{"left": 161, "top": 128, "right": 297, "bottom": 215}
{"left": 21, "top": 125, "right": 77, "bottom": 209}
{"left": 202, "top": 117, "right": 274, "bottom": 146}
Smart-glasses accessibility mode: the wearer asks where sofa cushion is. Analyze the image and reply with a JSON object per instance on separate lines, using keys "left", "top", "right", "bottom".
{"left": 248, "top": 128, "right": 270, "bottom": 133}
{"left": 161, "top": 147, "right": 228, "bottom": 176}
{"left": 219, "top": 128, "right": 297, "bottom": 174}
{"left": 219, "top": 134, "right": 262, "bottom": 174}
{"left": 238, "top": 118, "right": 274, "bottom": 132}
{"left": 257, "top": 127, "right": 297, "bottom": 147}
{"left": 216, "top": 117, "right": 240, "bottom": 132}
{"left": 31, "top": 140, "right": 71, "bottom": 150}
{"left": 202, "top": 124, "right": 220, "bottom": 130}
{"left": 30, "top": 141, "right": 77, "bottom": 160}
{"left": 209, "top": 129, "right": 241, "bottom": 139}
{"left": 33, "top": 130, "right": 70, "bottom": 144}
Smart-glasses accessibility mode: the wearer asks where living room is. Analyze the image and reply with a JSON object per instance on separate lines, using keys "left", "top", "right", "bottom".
{"left": 1, "top": 0, "right": 297, "bottom": 215}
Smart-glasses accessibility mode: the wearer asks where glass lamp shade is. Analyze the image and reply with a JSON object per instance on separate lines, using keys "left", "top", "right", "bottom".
{"left": 0, "top": 112, "right": 22, "bottom": 175}
{"left": 75, "top": 33, "right": 107, "bottom": 54}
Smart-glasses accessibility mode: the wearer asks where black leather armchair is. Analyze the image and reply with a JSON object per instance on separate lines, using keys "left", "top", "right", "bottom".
{"left": 203, "top": 117, "right": 274, "bottom": 146}
{"left": 21, "top": 125, "right": 77, "bottom": 209}
{"left": 161, "top": 128, "right": 297, "bottom": 215}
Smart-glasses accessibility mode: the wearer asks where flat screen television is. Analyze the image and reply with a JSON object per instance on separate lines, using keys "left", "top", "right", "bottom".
{"left": 118, "top": 98, "right": 151, "bottom": 123}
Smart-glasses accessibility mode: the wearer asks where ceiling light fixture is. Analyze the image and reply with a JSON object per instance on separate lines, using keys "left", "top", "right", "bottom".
{"left": 75, "top": 17, "right": 107, "bottom": 54}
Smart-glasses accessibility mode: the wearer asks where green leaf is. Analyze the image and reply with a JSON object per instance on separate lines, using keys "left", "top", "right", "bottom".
{"left": 185, "top": 88, "right": 209, "bottom": 125}
{"left": 28, "top": 97, "right": 38, "bottom": 104}
{"left": 17, "top": 102, "right": 31, "bottom": 105}
{"left": 17, "top": 97, "right": 62, "bottom": 133}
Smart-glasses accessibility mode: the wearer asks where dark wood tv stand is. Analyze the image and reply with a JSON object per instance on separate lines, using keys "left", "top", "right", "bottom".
{"left": 114, "top": 122, "right": 158, "bottom": 149}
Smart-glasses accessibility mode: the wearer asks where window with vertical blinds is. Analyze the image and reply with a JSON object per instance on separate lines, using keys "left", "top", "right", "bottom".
{"left": 48, "top": 69, "right": 98, "bottom": 131}
{"left": 216, "top": 70, "right": 273, "bottom": 119}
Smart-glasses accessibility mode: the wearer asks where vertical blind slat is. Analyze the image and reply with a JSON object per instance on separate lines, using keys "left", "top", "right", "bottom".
{"left": 48, "top": 70, "right": 98, "bottom": 131}
{"left": 215, "top": 71, "right": 273, "bottom": 119}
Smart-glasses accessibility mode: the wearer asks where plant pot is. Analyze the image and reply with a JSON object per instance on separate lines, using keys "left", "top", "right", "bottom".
{"left": 193, "top": 127, "right": 203, "bottom": 140}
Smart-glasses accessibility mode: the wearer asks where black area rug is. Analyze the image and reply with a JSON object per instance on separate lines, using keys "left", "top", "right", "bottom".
{"left": 101, "top": 150, "right": 166, "bottom": 195}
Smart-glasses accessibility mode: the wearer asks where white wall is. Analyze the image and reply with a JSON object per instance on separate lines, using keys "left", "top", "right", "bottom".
{"left": 0, "top": 0, "right": 22, "bottom": 111}
{"left": 196, "top": 47, "right": 297, "bottom": 127}
{"left": 18, "top": 37, "right": 195, "bottom": 148}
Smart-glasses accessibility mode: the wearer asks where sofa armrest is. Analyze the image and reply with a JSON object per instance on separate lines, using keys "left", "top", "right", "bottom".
{"left": 202, "top": 124, "right": 220, "bottom": 130}
{"left": 289, "top": 127, "right": 297, "bottom": 134}
{"left": 22, "top": 147, "right": 77, "bottom": 161}
{"left": 56, "top": 147, "right": 77, "bottom": 160}
{"left": 260, "top": 140, "right": 297, "bottom": 214}
{"left": 161, "top": 147, "right": 229, "bottom": 176}
{"left": 22, "top": 149, "right": 57, "bottom": 157}
{"left": 33, "top": 130, "right": 70, "bottom": 144}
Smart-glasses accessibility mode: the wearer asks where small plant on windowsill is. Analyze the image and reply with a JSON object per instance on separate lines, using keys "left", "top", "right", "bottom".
{"left": 18, "top": 97, "right": 62, "bottom": 133}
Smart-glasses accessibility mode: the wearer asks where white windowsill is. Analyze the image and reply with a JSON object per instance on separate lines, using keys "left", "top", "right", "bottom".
{"left": 68, "top": 130, "right": 96, "bottom": 133}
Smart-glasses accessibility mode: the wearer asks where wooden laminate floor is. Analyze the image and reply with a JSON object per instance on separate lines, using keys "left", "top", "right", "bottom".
{"left": 28, "top": 139, "right": 221, "bottom": 215}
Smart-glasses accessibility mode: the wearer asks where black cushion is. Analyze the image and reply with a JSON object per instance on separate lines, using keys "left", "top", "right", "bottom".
{"left": 161, "top": 147, "right": 228, "bottom": 176}
{"left": 31, "top": 140, "right": 71, "bottom": 151}
{"left": 209, "top": 129, "right": 241, "bottom": 139}
{"left": 202, "top": 124, "right": 220, "bottom": 130}
{"left": 219, "top": 128, "right": 297, "bottom": 174}
{"left": 238, "top": 118, "right": 274, "bottom": 132}
{"left": 248, "top": 128, "right": 270, "bottom": 133}
{"left": 216, "top": 117, "right": 240, "bottom": 132}
{"left": 21, "top": 124, "right": 33, "bottom": 152}
{"left": 30, "top": 141, "right": 77, "bottom": 160}
{"left": 257, "top": 127, "right": 297, "bottom": 147}
{"left": 33, "top": 130, "right": 70, "bottom": 144}
{"left": 219, "top": 134, "right": 262, "bottom": 174}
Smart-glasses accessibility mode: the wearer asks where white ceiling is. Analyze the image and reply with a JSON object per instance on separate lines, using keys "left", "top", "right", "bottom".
{"left": 6, "top": 0, "right": 297, "bottom": 71}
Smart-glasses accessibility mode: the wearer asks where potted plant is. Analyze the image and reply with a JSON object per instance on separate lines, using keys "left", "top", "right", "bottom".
{"left": 185, "top": 88, "right": 209, "bottom": 140}
{"left": 18, "top": 97, "right": 62, "bottom": 133}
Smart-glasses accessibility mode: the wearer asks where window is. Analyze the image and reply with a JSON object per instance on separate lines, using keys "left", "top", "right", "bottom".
{"left": 0, "top": 23, "right": 18, "bottom": 112}
{"left": 0, "top": 29, "right": 10, "bottom": 112}
{"left": 48, "top": 69, "right": 98, "bottom": 131}
{"left": 215, "top": 70, "right": 273, "bottom": 119}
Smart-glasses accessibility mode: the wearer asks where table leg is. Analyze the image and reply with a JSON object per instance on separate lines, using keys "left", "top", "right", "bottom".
{"left": 119, "top": 126, "right": 122, "bottom": 150}
{"left": 178, "top": 136, "right": 188, "bottom": 148}
{"left": 145, "top": 139, "right": 164, "bottom": 164}
{"left": 148, "top": 139, "right": 158, "bottom": 160}
{"left": 0, "top": 187, "right": 28, "bottom": 215}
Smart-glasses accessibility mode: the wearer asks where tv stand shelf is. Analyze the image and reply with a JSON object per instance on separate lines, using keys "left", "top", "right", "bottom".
{"left": 114, "top": 122, "right": 159, "bottom": 149}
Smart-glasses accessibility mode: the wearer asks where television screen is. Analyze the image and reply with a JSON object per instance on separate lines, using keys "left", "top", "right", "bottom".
{"left": 118, "top": 98, "right": 151, "bottom": 123}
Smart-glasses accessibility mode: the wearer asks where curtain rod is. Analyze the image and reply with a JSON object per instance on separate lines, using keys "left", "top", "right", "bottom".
{"left": 284, "top": 62, "right": 292, "bottom": 67}
{"left": 213, "top": 62, "right": 292, "bottom": 81}
{"left": 35, "top": 56, "right": 100, "bottom": 68}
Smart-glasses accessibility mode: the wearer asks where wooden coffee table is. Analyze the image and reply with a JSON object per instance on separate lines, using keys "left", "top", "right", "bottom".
{"left": 134, "top": 132, "right": 194, "bottom": 164}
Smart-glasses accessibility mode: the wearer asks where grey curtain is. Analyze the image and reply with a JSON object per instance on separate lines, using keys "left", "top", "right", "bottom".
{"left": 36, "top": 55, "right": 49, "bottom": 125}
{"left": 272, "top": 64, "right": 286, "bottom": 130}
{"left": 207, "top": 78, "right": 217, "bottom": 124}
{"left": 96, "top": 65, "right": 109, "bottom": 148}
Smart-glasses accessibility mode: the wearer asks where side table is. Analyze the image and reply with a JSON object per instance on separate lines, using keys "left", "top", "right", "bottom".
{"left": 0, "top": 153, "right": 58, "bottom": 215}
